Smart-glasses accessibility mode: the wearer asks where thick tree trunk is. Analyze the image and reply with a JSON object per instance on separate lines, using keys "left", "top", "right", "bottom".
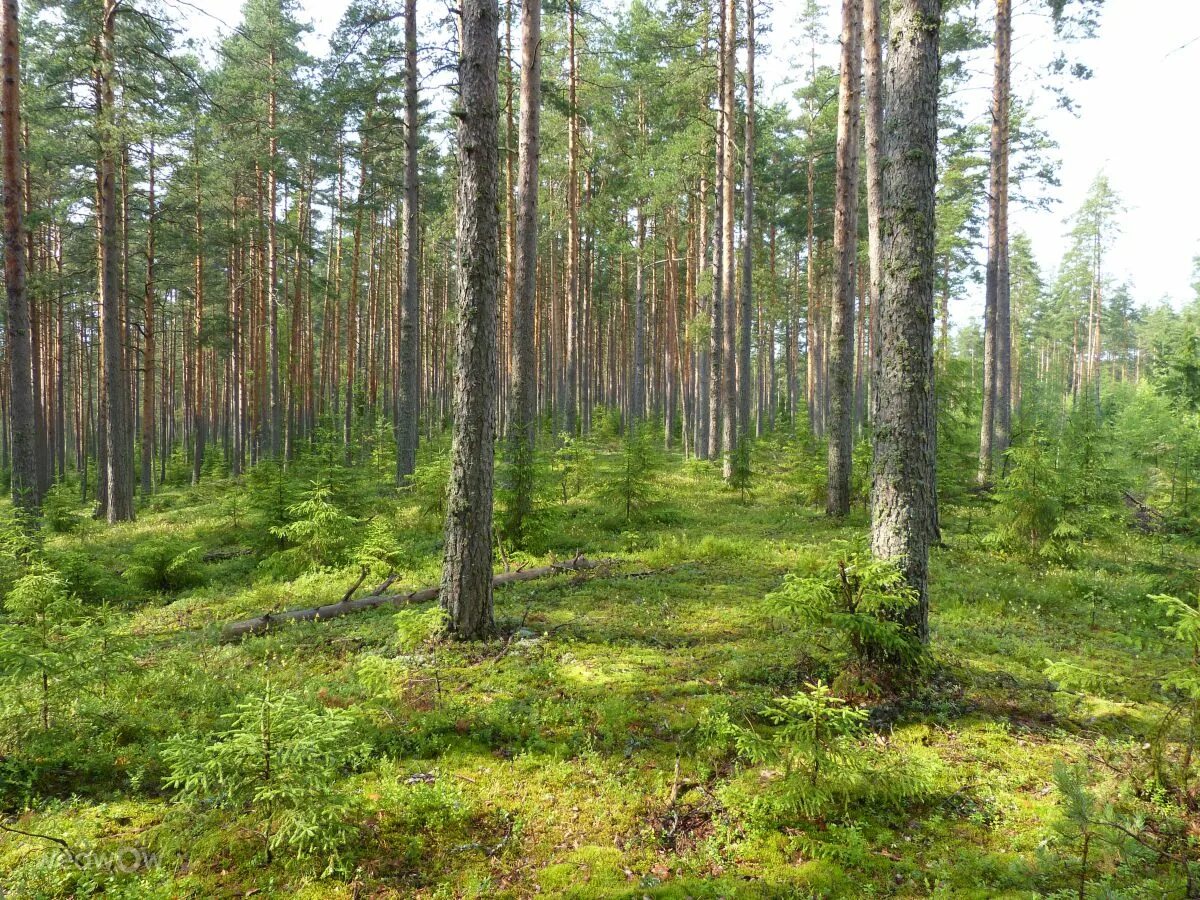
{"left": 2, "top": 0, "right": 36, "bottom": 512}
{"left": 508, "top": 0, "right": 541, "bottom": 534}
{"left": 826, "top": 0, "right": 863, "bottom": 517}
{"left": 442, "top": 0, "right": 500, "bottom": 640}
{"left": 98, "top": 0, "right": 133, "bottom": 522}
{"left": 871, "top": 0, "right": 941, "bottom": 643}
{"left": 396, "top": 0, "right": 421, "bottom": 483}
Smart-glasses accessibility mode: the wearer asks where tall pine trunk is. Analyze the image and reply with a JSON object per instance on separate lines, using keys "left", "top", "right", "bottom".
{"left": 442, "top": 0, "right": 500, "bottom": 639}
{"left": 979, "top": 0, "right": 1011, "bottom": 484}
{"left": 396, "top": 0, "right": 421, "bottom": 482}
{"left": 508, "top": 0, "right": 541, "bottom": 534}
{"left": 737, "top": 0, "right": 755, "bottom": 452}
{"left": 98, "top": 0, "right": 132, "bottom": 522}
{"left": 3, "top": 0, "right": 37, "bottom": 512}
{"left": 826, "top": 0, "right": 863, "bottom": 517}
{"left": 871, "top": 0, "right": 941, "bottom": 643}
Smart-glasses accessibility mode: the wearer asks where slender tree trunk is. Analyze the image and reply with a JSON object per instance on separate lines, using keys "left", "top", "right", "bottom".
{"left": 2, "top": 0, "right": 36, "bottom": 512}
{"left": 863, "top": 0, "right": 884, "bottom": 424}
{"left": 708, "top": 7, "right": 724, "bottom": 462}
{"left": 191, "top": 139, "right": 206, "bottom": 486}
{"left": 140, "top": 140, "right": 155, "bottom": 495}
{"left": 508, "top": 0, "right": 541, "bottom": 534}
{"left": 562, "top": 0, "right": 580, "bottom": 435}
{"left": 979, "top": 0, "right": 1010, "bottom": 484}
{"left": 720, "top": 0, "right": 736, "bottom": 478}
{"left": 826, "top": 0, "right": 863, "bottom": 517}
{"left": 871, "top": 0, "right": 941, "bottom": 643}
{"left": 396, "top": 0, "right": 421, "bottom": 482}
{"left": 442, "top": 0, "right": 500, "bottom": 639}
{"left": 632, "top": 207, "right": 646, "bottom": 423}
{"left": 738, "top": 0, "right": 755, "bottom": 452}
{"left": 267, "top": 48, "right": 281, "bottom": 459}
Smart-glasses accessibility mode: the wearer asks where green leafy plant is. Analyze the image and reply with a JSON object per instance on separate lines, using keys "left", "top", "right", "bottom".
{"left": 988, "top": 439, "right": 1071, "bottom": 563}
{"left": 164, "top": 683, "right": 368, "bottom": 869}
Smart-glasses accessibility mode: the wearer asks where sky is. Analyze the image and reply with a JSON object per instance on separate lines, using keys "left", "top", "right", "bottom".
{"left": 166, "top": 0, "right": 1200, "bottom": 326}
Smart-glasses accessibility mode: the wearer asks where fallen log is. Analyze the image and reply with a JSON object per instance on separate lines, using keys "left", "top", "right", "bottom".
{"left": 220, "top": 555, "right": 600, "bottom": 641}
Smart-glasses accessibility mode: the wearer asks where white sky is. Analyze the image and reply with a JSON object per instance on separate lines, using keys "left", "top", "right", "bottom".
{"left": 167, "top": 0, "right": 1200, "bottom": 324}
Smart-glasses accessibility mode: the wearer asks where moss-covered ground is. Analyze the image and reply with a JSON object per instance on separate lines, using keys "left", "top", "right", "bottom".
{"left": 0, "top": 438, "right": 1196, "bottom": 898}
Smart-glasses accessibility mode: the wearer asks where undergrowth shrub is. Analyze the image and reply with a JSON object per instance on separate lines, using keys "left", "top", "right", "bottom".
{"left": 708, "top": 682, "right": 943, "bottom": 827}
{"left": 765, "top": 545, "right": 926, "bottom": 689}
{"left": 164, "top": 682, "right": 369, "bottom": 871}
{"left": 123, "top": 538, "right": 205, "bottom": 594}
{"left": 269, "top": 481, "right": 359, "bottom": 572}
{"left": 596, "top": 425, "right": 660, "bottom": 520}
{"left": 41, "top": 480, "right": 84, "bottom": 534}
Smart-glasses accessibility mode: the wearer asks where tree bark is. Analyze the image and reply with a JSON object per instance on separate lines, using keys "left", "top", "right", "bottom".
{"left": 442, "top": 0, "right": 500, "bottom": 640}
{"left": 396, "top": 0, "right": 421, "bottom": 483}
{"left": 3, "top": 0, "right": 36, "bottom": 512}
{"left": 826, "top": 0, "right": 863, "bottom": 517}
{"left": 979, "top": 0, "right": 1011, "bottom": 484}
{"left": 140, "top": 140, "right": 156, "bottom": 495}
{"left": 863, "top": 0, "right": 884, "bottom": 426}
{"left": 738, "top": 0, "right": 755, "bottom": 451}
{"left": 98, "top": 0, "right": 133, "bottom": 522}
{"left": 871, "top": 0, "right": 941, "bottom": 643}
{"left": 719, "top": 0, "right": 736, "bottom": 479}
{"left": 508, "top": 0, "right": 541, "bottom": 534}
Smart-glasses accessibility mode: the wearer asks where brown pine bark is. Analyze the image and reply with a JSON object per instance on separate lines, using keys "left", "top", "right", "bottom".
{"left": 396, "top": 0, "right": 421, "bottom": 483}
{"left": 863, "top": 0, "right": 884, "bottom": 423}
{"left": 826, "top": 0, "right": 863, "bottom": 517}
{"left": 140, "top": 140, "right": 155, "bottom": 495}
{"left": 719, "top": 0, "right": 736, "bottom": 478}
{"left": 871, "top": 0, "right": 941, "bottom": 643}
{"left": 738, "top": 0, "right": 755, "bottom": 450}
{"left": 507, "top": 0, "right": 541, "bottom": 533}
{"left": 3, "top": 0, "right": 36, "bottom": 512}
{"left": 563, "top": 0, "right": 580, "bottom": 435}
{"left": 441, "top": 0, "right": 500, "bottom": 639}
{"left": 979, "top": 0, "right": 1011, "bottom": 484}
{"left": 98, "top": 0, "right": 133, "bottom": 522}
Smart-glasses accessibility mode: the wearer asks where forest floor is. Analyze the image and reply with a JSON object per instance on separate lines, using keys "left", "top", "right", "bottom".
{"left": 0, "top": 438, "right": 1196, "bottom": 898}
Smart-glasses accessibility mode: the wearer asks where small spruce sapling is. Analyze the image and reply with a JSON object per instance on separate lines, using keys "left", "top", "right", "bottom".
{"left": 765, "top": 545, "right": 926, "bottom": 681}
{"left": 551, "top": 435, "right": 593, "bottom": 504}
{"left": 124, "top": 538, "right": 205, "bottom": 594}
{"left": 0, "top": 564, "right": 87, "bottom": 731}
{"left": 728, "top": 437, "right": 753, "bottom": 502}
{"left": 596, "top": 425, "right": 659, "bottom": 520}
{"left": 270, "top": 481, "right": 359, "bottom": 571}
{"left": 164, "top": 682, "right": 368, "bottom": 870}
